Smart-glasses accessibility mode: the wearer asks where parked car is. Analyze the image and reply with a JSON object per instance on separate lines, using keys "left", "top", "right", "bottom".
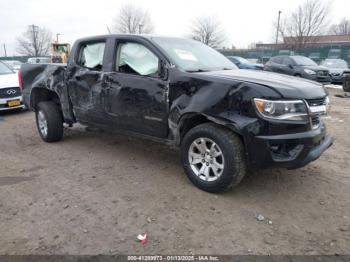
{"left": 320, "top": 59, "right": 349, "bottom": 84}
{"left": 264, "top": 55, "right": 331, "bottom": 83}
{"left": 2, "top": 60, "right": 23, "bottom": 71}
{"left": 0, "top": 61, "right": 24, "bottom": 111}
{"left": 227, "top": 56, "right": 264, "bottom": 70}
{"left": 27, "top": 57, "right": 51, "bottom": 64}
{"left": 21, "top": 35, "right": 332, "bottom": 193}
{"left": 328, "top": 49, "right": 341, "bottom": 59}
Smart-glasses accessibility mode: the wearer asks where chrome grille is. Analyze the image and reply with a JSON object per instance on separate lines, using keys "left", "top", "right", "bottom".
{"left": 330, "top": 73, "right": 341, "bottom": 76}
{"left": 317, "top": 71, "right": 329, "bottom": 76}
{"left": 306, "top": 98, "right": 326, "bottom": 107}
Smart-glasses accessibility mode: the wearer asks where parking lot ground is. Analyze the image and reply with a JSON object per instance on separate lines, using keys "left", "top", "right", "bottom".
{"left": 0, "top": 88, "right": 349, "bottom": 255}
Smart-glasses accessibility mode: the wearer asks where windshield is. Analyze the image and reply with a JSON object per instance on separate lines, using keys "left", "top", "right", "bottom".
{"left": 152, "top": 37, "right": 237, "bottom": 72}
{"left": 321, "top": 60, "right": 348, "bottom": 69}
{"left": 292, "top": 56, "right": 317, "bottom": 66}
{"left": 0, "top": 61, "right": 14, "bottom": 75}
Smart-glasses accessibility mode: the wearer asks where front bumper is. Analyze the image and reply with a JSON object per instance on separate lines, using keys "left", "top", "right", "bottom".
{"left": 306, "top": 74, "right": 331, "bottom": 83}
{"left": 248, "top": 122, "right": 333, "bottom": 169}
{"left": 330, "top": 75, "right": 344, "bottom": 83}
{"left": 0, "top": 96, "right": 24, "bottom": 111}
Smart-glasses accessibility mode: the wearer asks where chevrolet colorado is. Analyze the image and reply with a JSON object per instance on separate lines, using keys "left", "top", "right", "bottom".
{"left": 21, "top": 35, "right": 333, "bottom": 192}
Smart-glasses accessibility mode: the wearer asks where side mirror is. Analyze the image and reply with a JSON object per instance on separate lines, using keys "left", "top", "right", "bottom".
{"left": 288, "top": 64, "right": 294, "bottom": 69}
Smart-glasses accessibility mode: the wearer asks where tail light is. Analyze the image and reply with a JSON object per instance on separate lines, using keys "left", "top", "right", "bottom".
{"left": 18, "top": 70, "right": 23, "bottom": 92}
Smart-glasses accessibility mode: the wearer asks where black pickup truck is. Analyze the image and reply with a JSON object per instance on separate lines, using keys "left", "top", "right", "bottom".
{"left": 21, "top": 35, "right": 333, "bottom": 192}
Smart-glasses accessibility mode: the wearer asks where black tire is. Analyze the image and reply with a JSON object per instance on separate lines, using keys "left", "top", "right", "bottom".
{"left": 343, "top": 80, "right": 350, "bottom": 92}
{"left": 181, "top": 123, "right": 247, "bottom": 193}
{"left": 35, "top": 101, "right": 63, "bottom": 142}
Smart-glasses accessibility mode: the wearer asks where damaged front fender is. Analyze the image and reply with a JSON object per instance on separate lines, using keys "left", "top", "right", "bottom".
{"left": 167, "top": 69, "right": 280, "bottom": 146}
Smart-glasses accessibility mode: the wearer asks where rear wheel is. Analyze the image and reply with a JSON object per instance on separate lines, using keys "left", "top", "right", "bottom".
{"left": 343, "top": 80, "right": 350, "bottom": 92}
{"left": 35, "top": 101, "right": 63, "bottom": 142}
{"left": 181, "top": 123, "right": 247, "bottom": 193}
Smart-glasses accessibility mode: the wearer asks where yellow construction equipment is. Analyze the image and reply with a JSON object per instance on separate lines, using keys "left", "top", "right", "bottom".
{"left": 51, "top": 43, "right": 70, "bottom": 64}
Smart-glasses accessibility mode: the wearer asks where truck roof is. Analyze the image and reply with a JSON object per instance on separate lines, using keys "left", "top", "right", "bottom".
{"left": 75, "top": 34, "right": 187, "bottom": 43}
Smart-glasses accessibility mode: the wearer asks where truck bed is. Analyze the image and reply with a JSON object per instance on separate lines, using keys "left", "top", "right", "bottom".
{"left": 20, "top": 63, "right": 75, "bottom": 124}
{"left": 21, "top": 63, "right": 67, "bottom": 109}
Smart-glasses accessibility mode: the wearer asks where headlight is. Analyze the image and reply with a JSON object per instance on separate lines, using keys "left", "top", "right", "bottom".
{"left": 254, "top": 98, "right": 308, "bottom": 121}
{"left": 304, "top": 69, "right": 316, "bottom": 75}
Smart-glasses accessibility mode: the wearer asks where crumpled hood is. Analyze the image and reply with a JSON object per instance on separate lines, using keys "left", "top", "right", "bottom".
{"left": 199, "top": 69, "right": 327, "bottom": 99}
{"left": 0, "top": 73, "right": 19, "bottom": 89}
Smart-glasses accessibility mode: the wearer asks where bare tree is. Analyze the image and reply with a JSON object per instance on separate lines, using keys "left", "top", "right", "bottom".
{"left": 329, "top": 18, "right": 350, "bottom": 35}
{"left": 16, "top": 25, "right": 52, "bottom": 56}
{"left": 112, "top": 4, "right": 154, "bottom": 34}
{"left": 277, "top": 0, "right": 331, "bottom": 49}
{"left": 190, "top": 16, "right": 226, "bottom": 48}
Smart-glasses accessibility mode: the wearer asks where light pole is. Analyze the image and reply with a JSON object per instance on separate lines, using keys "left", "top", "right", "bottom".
{"left": 138, "top": 24, "right": 143, "bottom": 34}
{"left": 3, "top": 44, "right": 7, "bottom": 57}
{"left": 29, "top": 24, "right": 39, "bottom": 57}
{"left": 56, "top": 33, "right": 61, "bottom": 43}
{"left": 275, "top": 10, "right": 282, "bottom": 45}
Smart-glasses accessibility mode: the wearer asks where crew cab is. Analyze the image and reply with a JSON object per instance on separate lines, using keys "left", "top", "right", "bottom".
{"left": 21, "top": 35, "right": 333, "bottom": 193}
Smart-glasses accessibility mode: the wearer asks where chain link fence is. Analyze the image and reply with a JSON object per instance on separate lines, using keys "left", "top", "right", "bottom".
{"left": 220, "top": 45, "right": 350, "bottom": 65}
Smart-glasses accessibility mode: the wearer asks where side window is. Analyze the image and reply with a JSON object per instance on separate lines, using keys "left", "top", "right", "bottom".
{"left": 282, "top": 57, "right": 292, "bottom": 65}
{"left": 117, "top": 42, "right": 159, "bottom": 77}
{"left": 78, "top": 42, "right": 105, "bottom": 70}
{"left": 272, "top": 57, "right": 282, "bottom": 64}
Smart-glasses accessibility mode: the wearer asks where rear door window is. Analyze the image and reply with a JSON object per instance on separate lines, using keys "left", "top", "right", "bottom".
{"left": 78, "top": 42, "right": 105, "bottom": 70}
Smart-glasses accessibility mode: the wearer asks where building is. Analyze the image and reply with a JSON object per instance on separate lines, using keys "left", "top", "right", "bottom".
{"left": 256, "top": 35, "right": 350, "bottom": 49}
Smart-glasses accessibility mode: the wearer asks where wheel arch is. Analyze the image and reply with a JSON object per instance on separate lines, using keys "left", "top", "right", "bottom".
{"left": 30, "top": 88, "right": 61, "bottom": 110}
{"left": 176, "top": 113, "right": 244, "bottom": 146}
{"left": 29, "top": 87, "right": 75, "bottom": 124}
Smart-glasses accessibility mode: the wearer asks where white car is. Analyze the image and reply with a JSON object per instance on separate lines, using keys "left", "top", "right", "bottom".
{"left": 2, "top": 60, "right": 23, "bottom": 71}
{"left": 0, "top": 61, "right": 24, "bottom": 111}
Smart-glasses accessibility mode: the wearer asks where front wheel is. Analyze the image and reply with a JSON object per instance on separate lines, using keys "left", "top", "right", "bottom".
{"left": 35, "top": 101, "right": 63, "bottom": 142}
{"left": 343, "top": 80, "right": 350, "bottom": 92}
{"left": 181, "top": 123, "right": 247, "bottom": 193}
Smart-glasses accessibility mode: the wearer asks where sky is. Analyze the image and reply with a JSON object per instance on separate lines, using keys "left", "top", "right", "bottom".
{"left": 1, "top": 0, "right": 349, "bottom": 56}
